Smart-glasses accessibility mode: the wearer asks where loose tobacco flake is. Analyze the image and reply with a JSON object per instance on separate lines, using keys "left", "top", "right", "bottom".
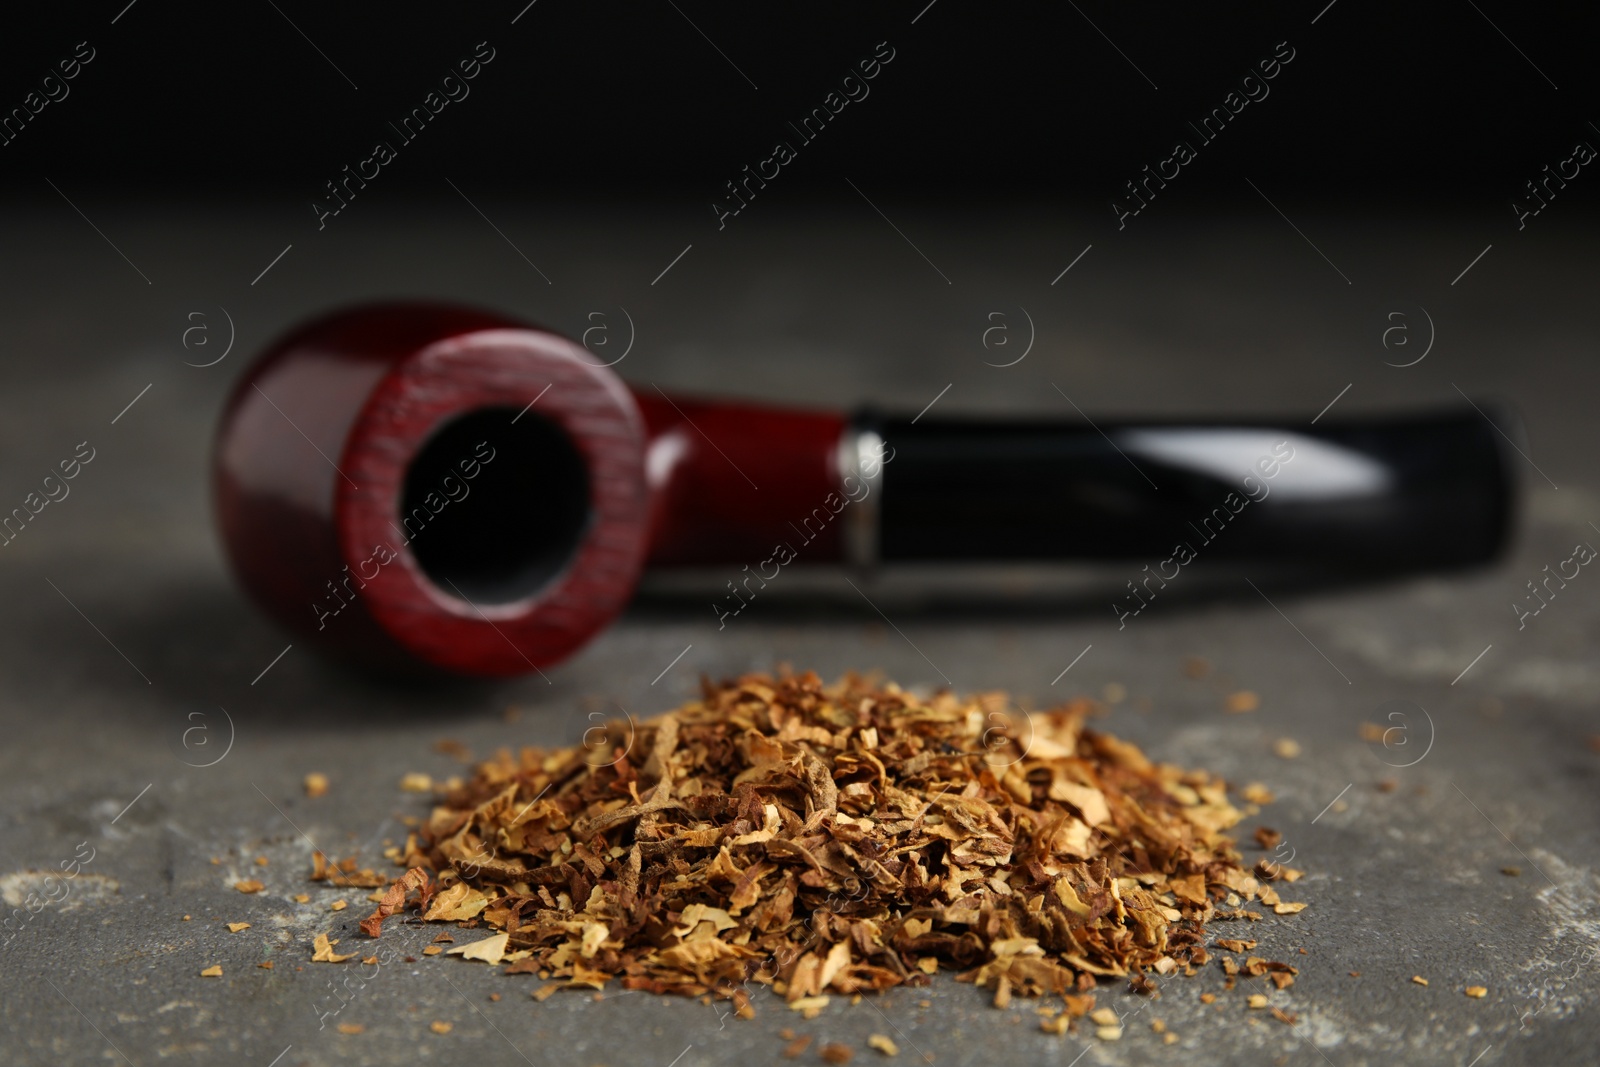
{"left": 312, "top": 933, "right": 357, "bottom": 963}
{"left": 1224, "top": 691, "right": 1259, "bottom": 713}
{"left": 339, "top": 672, "right": 1304, "bottom": 1011}
{"left": 358, "top": 867, "right": 431, "bottom": 938}
{"left": 1241, "top": 783, "right": 1276, "bottom": 805}
{"left": 310, "top": 851, "right": 387, "bottom": 889}
{"left": 867, "top": 1033, "right": 900, "bottom": 1056}
{"left": 448, "top": 932, "right": 510, "bottom": 964}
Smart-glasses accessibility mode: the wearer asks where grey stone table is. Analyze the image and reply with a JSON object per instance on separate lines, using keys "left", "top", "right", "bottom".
{"left": 1, "top": 199, "right": 1596, "bottom": 1066}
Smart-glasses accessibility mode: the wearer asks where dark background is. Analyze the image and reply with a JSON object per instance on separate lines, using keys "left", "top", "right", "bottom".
{"left": 3, "top": 5, "right": 1599, "bottom": 1066}
{"left": 3, "top": 0, "right": 1596, "bottom": 219}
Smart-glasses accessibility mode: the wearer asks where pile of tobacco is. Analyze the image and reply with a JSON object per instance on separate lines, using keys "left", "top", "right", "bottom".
{"left": 331, "top": 671, "right": 1306, "bottom": 1019}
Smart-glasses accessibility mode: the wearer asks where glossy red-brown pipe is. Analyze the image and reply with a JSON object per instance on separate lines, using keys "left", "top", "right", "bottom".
{"left": 217, "top": 303, "right": 1515, "bottom": 679}
{"left": 214, "top": 303, "right": 846, "bottom": 676}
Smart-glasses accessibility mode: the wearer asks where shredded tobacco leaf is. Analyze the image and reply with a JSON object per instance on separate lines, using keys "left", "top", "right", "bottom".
{"left": 338, "top": 671, "right": 1306, "bottom": 1008}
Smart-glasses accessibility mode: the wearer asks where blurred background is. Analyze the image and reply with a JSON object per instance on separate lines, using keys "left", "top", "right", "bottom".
{"left": 4, "top": 0, "right": 1598, "bottom": 613}
{"left": 6, "top": 0, "right": 1600, "bottom": 204}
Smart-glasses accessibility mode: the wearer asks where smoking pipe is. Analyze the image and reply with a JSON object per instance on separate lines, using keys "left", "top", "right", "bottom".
{"left": 213, "top": 303, "right": 1513, "bottom": 677}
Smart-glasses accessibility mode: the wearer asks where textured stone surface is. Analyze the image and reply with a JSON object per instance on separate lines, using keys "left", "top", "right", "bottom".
{"left": 1, "top": 204, "right": 1596, "bottom": 1065}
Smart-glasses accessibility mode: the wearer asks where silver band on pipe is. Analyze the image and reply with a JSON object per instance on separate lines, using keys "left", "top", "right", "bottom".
{"left": 837, "top": 424, "right": 884, "bottom": 570}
